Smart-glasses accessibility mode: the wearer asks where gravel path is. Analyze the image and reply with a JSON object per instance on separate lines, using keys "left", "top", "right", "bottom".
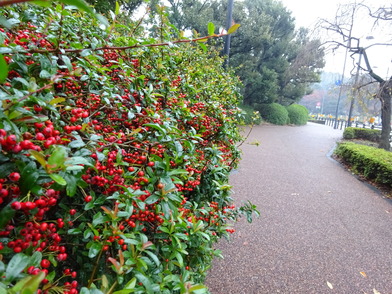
{"left": 205, "top": 123, "right": 392, "bottom": 294}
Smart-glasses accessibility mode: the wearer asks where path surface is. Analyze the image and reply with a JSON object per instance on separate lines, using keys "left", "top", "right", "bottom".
{"left": 205, "top": 123, "right": 392, "bottom": 294}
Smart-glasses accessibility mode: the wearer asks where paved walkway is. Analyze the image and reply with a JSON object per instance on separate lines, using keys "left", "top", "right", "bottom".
{"left": 205, "top": 123, "right": 392, "bottom": 294}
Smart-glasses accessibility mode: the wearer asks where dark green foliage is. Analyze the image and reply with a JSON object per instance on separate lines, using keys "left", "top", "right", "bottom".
{"left": 335, "top": 142, "right": 392, "bottom": 187}
{"left": 255, "top": 103, "right": 288, "bottom": 125}
{"left": 308, "top": 120, "right": 326, "bottom": 125}
{"left": 165, "top": 0, "right": 325, "bottom": 106}
{"left": 343, "top": 127, "right": 381, "bottom": 142}
{"left": 343, "top": 127, "right": 355, "bottom": 139}
{"left": 286, "top": 104, "right": 308, "bottom": 125}
{"left": 85, "top": 0, "right": 144, "bottom": 14}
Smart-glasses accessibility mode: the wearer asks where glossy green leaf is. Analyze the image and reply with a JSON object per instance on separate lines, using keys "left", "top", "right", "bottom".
{"left": 47, "top": 145, "right": 67, "bottom": 171}
{"left": 207, "top": 22, "right": 215, "bottom": 36}
{"left": 0, "top": 54, "right": 8, "bottom": 84}
{"left": 0, "top": 203, "right": 15, "bottom": 230}
{"left": 5, "top": 254, "right": 30, "bottom": 281}
{"left": 50, "top": 173, "right": 67, "bottom": 186}
{"left": 29, "top": 150, "right": 47, "bottom": 169}
{"left": 88, "top": 242, "right": 102, "bottom": 258}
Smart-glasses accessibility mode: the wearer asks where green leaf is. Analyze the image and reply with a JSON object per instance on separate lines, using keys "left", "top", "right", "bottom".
{"left": 60, "top": 0, "right": 109, "bottom": 26}
{"left": 115, "top": 1, "right": 120, "bottom": 15}
{"left": 188, "top": 284, "right": 207, "bottom": 292}
{"left": 47, "top": 145, "right": 67, "bottom": 171}
{"left": 50, "top": 173, "right": 67, "bottom": 186}
{"left": 123, "top": 277, "right": 137, "bottom": 290}
{"left": 0, "top": 162, "right": 14, "bottom": 178}
{"left": 64, "top": 173, "right": 78, "bottom": 196}
{"left": 5, "top": 254, "right": 30, "bottom": 281}
{"left": 68, "top": 228, "right": 82, "bottom": 235}
{"left": 88, "top": 242, "right": 102, "bottom": 258}
{"left": 92, "top": 212, "right": 107, "bottom": 226}
{"left": 69, "top": 138, "right": 86, "bottom": 148}
{"left": 134, "top": 273, "right": 154, "bottom": 294}
{"left": 20, "top": 161, "right": 39, "bottom": 194}
{"left": 198, "top": 42, "right": 207, "bottom": 53}
{"left": 0, "top": 54, "right": 8, "bottom": 84}
{"left": 18, "top": 271, "right": 45, "bottom": 294}
{"left": 112, "top": 290, "right": 134, "bottom": 294}
{"left": 145, "top": 250, "right": 160, "bottom": 267}
{"left": 0, "top": 202, "right": 15, "bottom": 230}
{"left": 29, "top": 150, "right": 47, "bottom": 169}
{"left": 227, "top": 23, "right": 241, "bottom": 34}
{"left": 143, "top": 123, "right": 166, "bottom": 135}
{"left": 207, "top": 22, "right": 215, "bottom": 36}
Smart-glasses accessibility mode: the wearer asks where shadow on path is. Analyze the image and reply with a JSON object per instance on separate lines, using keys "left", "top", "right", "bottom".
{"left": 205, "top": 123, "right": 392, "bottom": 294}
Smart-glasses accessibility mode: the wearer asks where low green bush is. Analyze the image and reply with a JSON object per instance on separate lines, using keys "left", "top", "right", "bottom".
{"left": 343, "top": 127, "right": 355, "bottom": 139}
{"left": 343, "top": 127, "right": 381, "bottom": 142}
{"left": 255, "top": 103, "right": 288, "bottom": 125}
{"left": 334, "top": 142, "right": 392, "bottom": 187}
{"left": 286, "top": 104, "right": 308, "bottom": 125}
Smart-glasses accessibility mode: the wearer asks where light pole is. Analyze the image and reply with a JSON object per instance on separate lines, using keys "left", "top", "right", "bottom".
{"left": 333, "top": 44, "right": 350, "bottom": 129}
{"left": 223, "top": 0, "right": 234, "bottom": 68}
{"left": 347, "top": 48, "right": 363, "bottom": 127}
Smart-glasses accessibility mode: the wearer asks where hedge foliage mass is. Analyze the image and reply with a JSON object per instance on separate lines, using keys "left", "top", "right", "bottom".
{"left": 0, "top": 4, "right": 257, "bottom": 294}
{"left": 343, "top": 127, "right": 381, "bottom": 142}
{"left": 255, "top": 103, "right": 288, "bottom": 125}
{"left": 286, "top": 104, "right": 308, "bottom": 126}
{"left": 334, "top": 142, "right": 392, "bottom": 187}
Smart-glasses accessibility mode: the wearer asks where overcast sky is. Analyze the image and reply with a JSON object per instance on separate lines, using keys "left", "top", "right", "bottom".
{"left": 279, "top": 0, "right": 392, "bottom": 78}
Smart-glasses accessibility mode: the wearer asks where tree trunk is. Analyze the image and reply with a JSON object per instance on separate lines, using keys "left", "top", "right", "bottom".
{"left": 378, "top": 78, "right": 392, "bottom": 151}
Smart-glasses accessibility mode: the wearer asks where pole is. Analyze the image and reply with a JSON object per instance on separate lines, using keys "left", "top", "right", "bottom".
{"left": 223, "top": 0, "right": 234, "bottom": 68}
{"left": 334, "top": 44, "right": 350, "bottom": 129}
{"left": 347, "top": 48, "right": 363, "bottom": 127}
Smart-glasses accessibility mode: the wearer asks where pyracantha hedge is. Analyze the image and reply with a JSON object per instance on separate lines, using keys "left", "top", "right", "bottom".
{"left": 0, "top": 3, "right": 257, "bottom": 294}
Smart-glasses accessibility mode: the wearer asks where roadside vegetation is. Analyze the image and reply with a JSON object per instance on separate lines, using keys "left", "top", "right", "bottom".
{"left": 0, "top": 3, "right": 259, "bottom": 294}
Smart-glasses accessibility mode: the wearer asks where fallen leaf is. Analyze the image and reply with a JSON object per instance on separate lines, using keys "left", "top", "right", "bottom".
{"left": 386, "top": 210, "right": 390, "bottom": 214}
{"left": 360, "top": 271, "right": 367, "bottom": 278}
{"left": 327, "top": 281, "right": 333, "bottom": 289}
{"left": 373, "top": 289, "right": 381, "bottom": 294}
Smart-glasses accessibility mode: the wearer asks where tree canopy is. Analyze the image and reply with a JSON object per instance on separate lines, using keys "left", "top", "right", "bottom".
{"left": 166, "top": 0, "right": 325, "bottom": 106}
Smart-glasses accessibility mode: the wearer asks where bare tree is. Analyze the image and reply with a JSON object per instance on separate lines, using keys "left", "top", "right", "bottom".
{"left": 320, "top": 2, "right": 392, "bottom": 150}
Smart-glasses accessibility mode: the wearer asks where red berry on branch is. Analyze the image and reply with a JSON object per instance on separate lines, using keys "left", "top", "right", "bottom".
{"left": 84, "top": 195, "right": 93, "bottom": 203}
{"left": 11, "top": 201, "right": 22, "bottom": 210}
{"left": 40, "top": 259, "right": 50, "bottom": 268}
{"left": 9, "top": 172, "right": 20, "bottom": 182}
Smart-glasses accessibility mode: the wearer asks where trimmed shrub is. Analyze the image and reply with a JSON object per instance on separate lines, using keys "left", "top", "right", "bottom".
{"left": 334, "top": 142, "right": 392, "bottom": 187}
{"left": 255, "top": 103, "right": 289, "bottom": 125}
{"left": 343, "top": 127, "right": 355, "bottom": 139}
{"left": 343, "top": 127, "right": 381, "bottom": 142}
{"left": 286, "top": 104, "right": 308, "bottom": 125}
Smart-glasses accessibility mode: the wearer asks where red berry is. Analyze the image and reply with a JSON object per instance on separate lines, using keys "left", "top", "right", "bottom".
{"left": 69, "top": 209, "right": 77, "bottom": 215}
{"left": 84, "top": 195, "right": 92, "bottom": 203}
{"left": 40, "top": 259, "right": 50, "bottom": 268}
{"left": 11, "top": 201, "right": 22, "bottom": 210}
{"left": 9, "top": 172, "right": 20, "bottom": 182}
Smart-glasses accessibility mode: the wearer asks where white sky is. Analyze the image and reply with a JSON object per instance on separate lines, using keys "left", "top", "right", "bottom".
{"left": 280, "top": 0, "right": 392, "bottom": 79}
